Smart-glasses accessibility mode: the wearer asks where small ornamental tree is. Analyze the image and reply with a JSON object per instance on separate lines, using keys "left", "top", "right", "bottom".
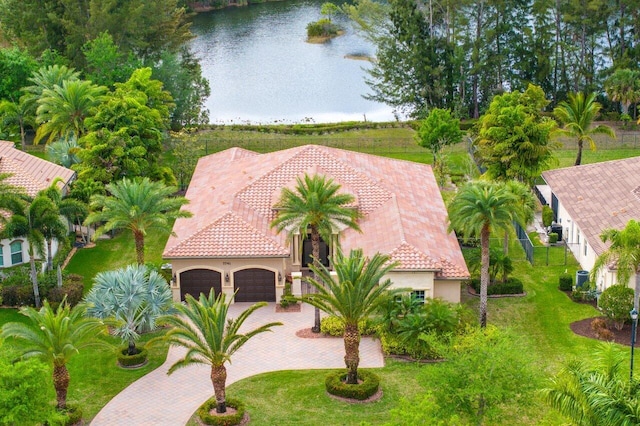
{"left": 598, "top": 284, "right": 634, "bottom": 330}
{"left": 416, "top": 108, "right": 462, "bottom": 163}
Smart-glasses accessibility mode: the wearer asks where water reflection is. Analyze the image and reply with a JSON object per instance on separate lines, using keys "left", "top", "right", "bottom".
{"left": 189, "top": 0, "right": 396, "bottom": 124}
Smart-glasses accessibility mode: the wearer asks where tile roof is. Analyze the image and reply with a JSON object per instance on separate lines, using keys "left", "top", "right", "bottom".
{"left": 0, "top": 141, "right": 75, "bottom": 197}
{"left": 164, "top": 145, "right": 469, "bottom": 279}
{"left": 542, "top": 156, "right": 640, "bottom": 256}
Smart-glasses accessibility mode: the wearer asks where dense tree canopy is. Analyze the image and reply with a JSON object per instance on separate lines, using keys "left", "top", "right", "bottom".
{"left": 475, "top": 84, "right": 558, "bottom": 185}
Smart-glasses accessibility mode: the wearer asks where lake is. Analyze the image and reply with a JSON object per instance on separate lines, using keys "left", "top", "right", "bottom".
{"left": 189, "top": 0, "right": 396, "bottom": 124}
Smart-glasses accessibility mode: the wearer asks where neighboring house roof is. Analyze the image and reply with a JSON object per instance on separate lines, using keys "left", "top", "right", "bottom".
{"left": 164, "top": 145, "right": 469, "bottom": 279}
{"left": 542, "top": 156, "right": 640, "bottom": 256}
{"left": 0, "top": 140, "right": 76, "bottom": 197}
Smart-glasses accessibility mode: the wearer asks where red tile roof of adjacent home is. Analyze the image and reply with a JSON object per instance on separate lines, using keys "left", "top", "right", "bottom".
{"left": 0, "top": 140, "right": 76, "bottom": 197}
{"left": 542, "top": 156, "right": 640, "bottom": 256}
{"left": 164, "top": 145, "right": 469, "bottom": 279}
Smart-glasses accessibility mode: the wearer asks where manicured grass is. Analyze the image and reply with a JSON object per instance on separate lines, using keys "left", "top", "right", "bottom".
{"left": 66, "top": 330, "right": 169, "bottom": 420}
{"left": 0, "top": 307, "right": 27, "bottom": 325}
{"left": 64, "top": 229, "right": 170, "bottom": 292}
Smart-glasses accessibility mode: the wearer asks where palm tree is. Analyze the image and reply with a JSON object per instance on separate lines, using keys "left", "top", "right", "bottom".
{"left": 591, "top": 219, "right": 640, "bottom": 312}
{"left": 46, "top": 135, "right": 81, "bottom": 167}
{"left": 304, "top": 248, "right": 399, "bottom": 384}
{"left": 605, "top": 69, "right": 640, "bottom": 117}
{"left": 271, "top": 174, "right": 362, "bottom": 332}
{"left": 542, "top": 342, "right": 640, "bottom": 426}
{"left": 2, "top": 194, "right": 67, "bottom": 306}
{"left": 85, "top": 177, "right": 191, "bottom": 265}
{"left": 448, "top": 180, "right": 519, "bottom": 327}
{"left": 158, "top": 290, "right": 282, "bottom": 413}
{"left": 0, "top": 300, "right": 106, "bottom": 409}
{"left": 34, "top": 79, "right": 106, "bottom": 144}
{"left": 553, "top": 92, "right": 616, "bottom": 166}
{"left": 0, "top": 97, "right": 35, "bottom": 150}
{"left": 86, "top": 264, "right": 174, "bottom": 355}
{"left": 23, "top": 65, "right": 81, "bottom": 101}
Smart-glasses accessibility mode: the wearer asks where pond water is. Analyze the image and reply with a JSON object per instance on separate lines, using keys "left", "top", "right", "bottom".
{"left": 189, "top": 0, "right": 396, "bottom": 124}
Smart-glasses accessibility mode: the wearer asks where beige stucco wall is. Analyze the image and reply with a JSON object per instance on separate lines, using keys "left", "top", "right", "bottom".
{"left": 384, "top": 271, "right": 461, "bottom": 304}
{"left": 433, "top": 280, "right": 462, "bottom": 303}
{"left": 169, "top": 257, "right": 288, "bottom": 303}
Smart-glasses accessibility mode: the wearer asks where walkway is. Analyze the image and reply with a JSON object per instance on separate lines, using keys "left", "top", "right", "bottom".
{"left": 90, "top": 303, "right": 385, "bottom": 425}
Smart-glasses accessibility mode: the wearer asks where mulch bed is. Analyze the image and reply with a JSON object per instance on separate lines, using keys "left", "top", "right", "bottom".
{"left": 570, "top": 316, "right": 636, "bottom": 347}
{"left": 295, "top": 328, "right": 339, "bottom": 339}
{"left": 275, "top": 303, "right": 301, "bottom": 313}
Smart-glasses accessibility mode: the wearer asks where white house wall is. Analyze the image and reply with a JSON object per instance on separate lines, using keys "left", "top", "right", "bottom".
{"left": 554, "top": 198, "right": 631, "bottom": 293}
{"left": 0, "top": 237, "right": 60, "bottom": 269}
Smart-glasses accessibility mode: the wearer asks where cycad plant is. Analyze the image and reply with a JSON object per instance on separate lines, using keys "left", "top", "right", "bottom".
{"left": 304, "top": 248, "right": 399, "bottom": 384}
{"left": 85, "top": 264, "right": 174, "bottom": 355}
{"left": 158, "top": 290, "right": 282, "bottom": 413}
{"left": 0, "top": 300, "right": 106, "bottom": 409}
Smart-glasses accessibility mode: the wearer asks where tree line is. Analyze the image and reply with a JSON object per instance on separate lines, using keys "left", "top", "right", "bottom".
{"left": 343, "top": 0, "right": 640, "bottom": 119}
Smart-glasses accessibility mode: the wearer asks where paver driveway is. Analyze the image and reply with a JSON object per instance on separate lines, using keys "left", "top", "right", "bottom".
{"left": 91, "top": 303, "right": 385, "bottom": 425}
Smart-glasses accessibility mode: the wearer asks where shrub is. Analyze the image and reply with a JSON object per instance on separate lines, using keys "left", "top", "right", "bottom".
{"left": 468, "top": 277, "right": 523, "bottom": 295}
{"left": 590, "top": 317, "right": 607, "bottom": 332}
{"left": 279, "top": 282, "right": 296, "bottom": 308}
{"left": 117, "top": 346, "right": 148, "bottom": 367}
{"left": 548, "top": 232, "right": 558, "bottom": 244}
{"left": 379, "top": 330, "right": 407, "bottom": 356}
{"left": 16, "top": 286, "right": 35, "bottom": 306}
{"left": 598, "top": 284, "right": 634, "bottom": 330}
{"left": 0, "top": 265, "right": 31, "bottom": 287}
{"left": 46, "top": 404, "right": 82, "bottom": 426}
{"left": 325, "top": 370, "right": 379, "bottom": 400}
{"left": 197, "top": 397, "right": 245, "bottom": 426}
{"left": 45, "top": 283, "right": 84, "bottom": 308}
{"left": 320, "top": 316, "right": 375, "bottom": 336}
{"left": 306, "top": 19, "right": 339, "bottom": 38}
{"left": 542, "top": 205, "right": 554, "bottom": 227}
{"left": 595, "top": 328, "right": 614, "bottom": 341}
{"left": 0, "top": 353, "right": 55, "bottom": 425}
{"left": 558, "top": 273, "right": 573, "bottom": 291}
{"left": 1, "top": 286, "right": 19, "bottom": 306}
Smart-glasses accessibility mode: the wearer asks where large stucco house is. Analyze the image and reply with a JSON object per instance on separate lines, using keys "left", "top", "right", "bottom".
{"left": 541, "top": 156, "right": 640, "bottom": 293}
{"left": 0, "top": 141, "right": 76, "bottom": 269}
{"left": 164, "top": 145, "right": 469, "bottom": 304}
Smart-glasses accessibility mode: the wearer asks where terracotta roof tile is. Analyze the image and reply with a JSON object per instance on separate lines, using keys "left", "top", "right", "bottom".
{"left": 164, "top": 212, "right": 289, "bottom": 258}
{"left": 164, "top": 145, "right": 469, "bottom": 279}
{"left": 542, "top": 157, "right": 640, "bottom": 256}
{"left": 0, "top": 140, "right": 75, "bottom": 196}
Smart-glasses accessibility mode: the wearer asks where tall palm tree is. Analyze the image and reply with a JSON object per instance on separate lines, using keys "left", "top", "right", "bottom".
{"left": 0, "top": 97, "right": 35, "bottom": 150}
{"left": 542, "top": 342, "right": 640, "bottom": 426}
{"left": 304, "top": 248, "right": 399, "bottom": 384}
{"left": 86, "top": 264, "right": 174, "bottom": 355}
{"left": 34, "top": 79, "right": 106, "bottom": 144}
{"left": 23, "top": 65, "right": 81, "bottom": 102}
{"left": 553, "top": 92, "right": 616, "bottom": 166}
{"left": 448, "top": 180, "right": 519, "bottom": 327}
{"left": 0, "top": 300, "right": 106, "bottom": 409}
{"left": 2, "top": 194, "right": 67, "bottom": 306}
{"left": 605, "top": 69, "right": 640, "bottom": 116}
{"left": 271, "top": 174, "right": 362, "bottom": 332}
{"left": 591, "top": 219, "right": 640, "bottom": 312}
{"left": 158, "top": 290, "right": 282, "bottom": 413}
{"left": 85, "top": 177, "right": 191, "bottom": 265}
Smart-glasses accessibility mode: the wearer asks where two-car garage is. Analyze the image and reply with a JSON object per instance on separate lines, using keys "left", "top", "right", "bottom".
{"left": 178, "top": 268, "right": 276, "bottom": 302}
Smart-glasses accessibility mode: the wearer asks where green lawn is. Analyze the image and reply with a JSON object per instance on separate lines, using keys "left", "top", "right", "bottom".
{"left": 65, "top": 229, "right": 170, "bottom": 292}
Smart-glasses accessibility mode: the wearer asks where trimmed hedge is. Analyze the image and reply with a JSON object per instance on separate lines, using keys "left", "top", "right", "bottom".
{"left": 542, "top": 205, "right": 554, "bottom": 227}
{"left": 46, "top": 283, "right": 84, "bottom": 308}
{"left": 117, "top": 346, "right": 148, "bottom": 367}
{"left": 548, "top": 232, "right": 558, "bottom": 244}
{"left": 1, "top": 285, "right": 35, "bottom": 306}
{"left": 197, "top": 397, "right": 245, "bottom": 426}
{"left": 325, "top": 370, "right": 380, "bottom": 400}
{"left": 558, "top": 273, "right": 573, "bottom": 291}
{"left": 468, "top": 277, "right": 524, "bottom": 295}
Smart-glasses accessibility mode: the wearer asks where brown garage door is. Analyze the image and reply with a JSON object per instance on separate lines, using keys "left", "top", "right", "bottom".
{"left": 179, "top": 269, "right": 222, "bottom": 301}
{"left": 234, "top": 268, "right": 276, "bottom": 302}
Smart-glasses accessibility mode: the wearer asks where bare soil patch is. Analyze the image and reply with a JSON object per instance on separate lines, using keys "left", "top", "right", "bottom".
{"left": 326, "top": 388, "right": 383, "bottom": 404}
{"left": 295, "top": 328, "right": 339, "bottom": 339}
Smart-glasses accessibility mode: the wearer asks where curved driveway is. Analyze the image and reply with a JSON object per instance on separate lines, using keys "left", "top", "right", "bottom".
{"left": 91, "top": 303, "right": 385, "bottom": 425}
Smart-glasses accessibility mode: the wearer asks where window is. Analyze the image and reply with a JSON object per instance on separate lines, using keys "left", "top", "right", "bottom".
{"left": 411, "top": 290, "right": 425, "bottom": 303}
{"left": 10, "top": 241, "right": 23, "bottom": 265}
{"left": 584, "top": 241, "right": 588, "bottom": 256}
{"left": 0, "top": 245, "right": 3, "bottom": 267}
